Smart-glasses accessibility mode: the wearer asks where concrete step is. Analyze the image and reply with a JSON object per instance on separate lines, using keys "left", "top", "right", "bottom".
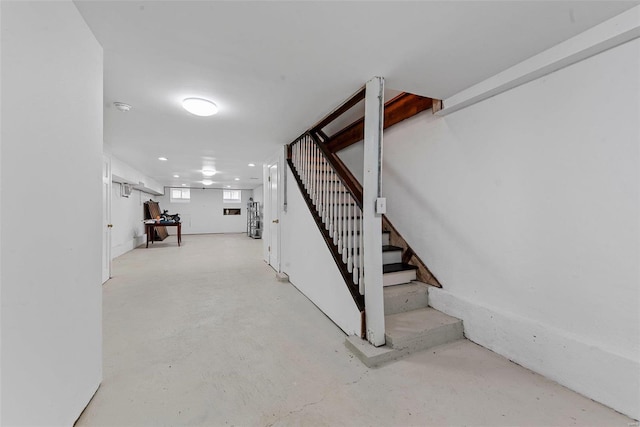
{"left": 383, "top": 263, "right": 417, "bottom": 286}
{"left": 384, "top": 281, "right": 429, "bottom": 315}
{"left": 385, "top": 307, "right": 463, "bottom": 352}
{"left": 345, "top": 307, "right": 463, "bottom": 367}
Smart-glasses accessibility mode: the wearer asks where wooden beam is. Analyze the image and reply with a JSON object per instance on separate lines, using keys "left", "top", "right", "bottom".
{"left": 326, "top": 93, "right": 433, "bottom": 153}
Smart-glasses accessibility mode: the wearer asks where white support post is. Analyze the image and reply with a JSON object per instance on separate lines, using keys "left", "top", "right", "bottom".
{"left": 363, "top": 76, "right": 385, "bottom": 347}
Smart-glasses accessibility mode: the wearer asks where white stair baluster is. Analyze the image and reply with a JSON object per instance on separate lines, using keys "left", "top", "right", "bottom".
{"left": 337, "top": 186, "right": 342, "bottom": 253}
{"left": 346, "top": 193, "right": 353, "bottom": 273}
{"left": 332, "top": 176, "right": 342, "bottom": 245}
{"left": 304, "top": 137, "right": 311, "bottom": 192}
{"left": 329, "top": 171, "right": 335, "bottom": 238}
{"left": 353, "top": 212, "right": 359, "bottom": 285}
{"left": 314, "top": 144, "right": 319, "bottom": 206}
{"left": 308, "top": 138, "right": 312, "bottom": 192}
{"left": 302, "top": 138, "right": 307, "bottom": 186}
{"left": 309, "top": 140, "right": 314, "bottom": 202}
{"left": 322, "top": 159, "right": 328, "bottom": 224}
{"left": 358, "top": 206, "right": 364, "bottom": 295}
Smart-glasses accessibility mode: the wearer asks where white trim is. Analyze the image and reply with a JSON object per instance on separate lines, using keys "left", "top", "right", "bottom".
{"left": 438, "top": 5, "right": 640, "bottom": 116}
{"left": 428, "top": 287, "right": 640, "bottom": 420}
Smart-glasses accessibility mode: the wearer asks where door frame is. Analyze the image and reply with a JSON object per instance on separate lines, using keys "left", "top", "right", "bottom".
{"left": 263, "top": 148, "right": 285, "bottom": 272}
{"left": 102, "top": 155, "right": 112, "bottom": 284}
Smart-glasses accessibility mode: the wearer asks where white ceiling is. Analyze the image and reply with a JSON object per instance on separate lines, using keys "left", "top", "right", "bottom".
{"left": 74, "top": 1, "right": 637, "bottom": 189}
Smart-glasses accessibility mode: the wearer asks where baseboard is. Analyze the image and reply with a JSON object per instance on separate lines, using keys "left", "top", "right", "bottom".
{"left": 428, "top": 287, "right": 639, "bottom": 420}
{"left": 112, "top": 235, "right": 146, "bottom": 259}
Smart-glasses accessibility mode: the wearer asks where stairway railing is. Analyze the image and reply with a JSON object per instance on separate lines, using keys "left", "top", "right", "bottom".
{"left": 287, "top": 78, "right": 386, "bottom": 345}
{"left": 288, "top": 133, "right": 366, "bottom": 311}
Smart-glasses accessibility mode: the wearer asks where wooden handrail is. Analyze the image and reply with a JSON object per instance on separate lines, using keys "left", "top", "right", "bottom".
{"left": 310, "top": 87, "right": 366, "bottom": 139}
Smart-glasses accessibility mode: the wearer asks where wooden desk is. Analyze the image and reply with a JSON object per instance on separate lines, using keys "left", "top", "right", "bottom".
{"left": 145, "top": 222, "right": 182, "bottom": 248}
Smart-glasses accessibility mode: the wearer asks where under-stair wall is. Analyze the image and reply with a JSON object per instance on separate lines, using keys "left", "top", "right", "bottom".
{"left": 281, "top": 167, "right": 362, "bottom": 336}
{"left": 340, "top": 39, "right": 640, "bottom": 419}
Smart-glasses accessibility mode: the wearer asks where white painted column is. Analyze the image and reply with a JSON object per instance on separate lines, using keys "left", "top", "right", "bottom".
{"left": 363, "top": 76, "right": 385, "bottom": 346}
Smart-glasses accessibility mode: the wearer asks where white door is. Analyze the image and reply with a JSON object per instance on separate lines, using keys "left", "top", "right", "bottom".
{"left": 102, "top": 156, "right": 112, "bottom": 284}
{"left": 269, "top": 163, "right": 279, "bottom": 270}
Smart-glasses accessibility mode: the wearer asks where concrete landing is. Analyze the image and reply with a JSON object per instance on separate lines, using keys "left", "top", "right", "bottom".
{"left": 346, "top": 307, "right": 464, "bottom": 367}
{"left": 385, "top": 307, "right": 463, "bottom": 351}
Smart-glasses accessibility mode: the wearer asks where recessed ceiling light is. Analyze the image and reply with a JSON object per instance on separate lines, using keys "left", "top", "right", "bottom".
{"left": 226, "top": 185, "right": 231, "bottom": 188}
{"left": 234, "top": 178, "right": 240, "bottom": 181}
{"left": 202, "top": 180, "right": 213, "bottom": 185}
{"left": 202, "top": 169, "right": 216, "bottom": 177}
{"left": 114, "top": 102, "right": 132, "bottom": 112}
{"left": 248, "top": 163, "right": 255, "bottom": 167}
{"left": 158, "top": 157, "right": 168, "bottom": 161}
{"left": 173, "top": 174, "right": 180, "bottom": 178}
{"left": 182, "top": 98, "right": 218, "bottom": 116}
{"left": 181, "top": 184, "right": 187, "bottom": 186}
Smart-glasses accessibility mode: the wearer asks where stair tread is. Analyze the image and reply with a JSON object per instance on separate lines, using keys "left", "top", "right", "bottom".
{"left": 385, "top": 307, "right": 462, "bottom": 341}
{"left": 382, "top": 245, "right": 403, "bottom": 252}
{"left": 383, "top": 262, "right": 418, "bottom": 273}
{"left": 383, "top": 281, "right": 428, "bottom": 298}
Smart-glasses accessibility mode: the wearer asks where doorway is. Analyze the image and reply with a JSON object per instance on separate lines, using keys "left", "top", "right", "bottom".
{"left": 268, "top": 163, "right": 279, "bottom": 271}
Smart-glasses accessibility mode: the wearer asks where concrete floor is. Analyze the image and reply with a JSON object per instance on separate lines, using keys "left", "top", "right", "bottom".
{"left": 78, "top": 233, "right": 633, "bottom": 426}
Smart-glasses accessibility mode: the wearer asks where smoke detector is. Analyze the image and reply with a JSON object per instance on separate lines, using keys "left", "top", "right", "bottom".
{"left": 114, "top": 102, "right": 132, "bottom": 112}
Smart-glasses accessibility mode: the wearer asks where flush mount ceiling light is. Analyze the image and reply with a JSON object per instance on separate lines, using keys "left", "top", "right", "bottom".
{"left": 114, "top": 102, "right": 132, "bottom": 112}
{"left": 234, "top": 178, "right": 240, "bottom": 181}
{"left": 182, "top": 98, "right": 218, "bottom": 116}
{"left": 202, "top": 180, "right": 213, "bottom": 186}
{"left": 181, "top": 184, "right": 187, "bottom": 186}
{"left": 173, "top": 174, "right": 180, "bottom": 178}
{"left": 202, "top": 169, "right": 216, "bottom": 177}
{"left": 248, "top": 163, "right": 256, "bottom": 167}
{"left": 226, "top": 185, "right": 231, "bottom": 188}
{"left": 158, "top": 157, "right": 168, "bottom": 161}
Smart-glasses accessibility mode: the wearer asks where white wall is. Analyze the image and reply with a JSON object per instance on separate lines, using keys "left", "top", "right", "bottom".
{"left": 110, "top": 155, "right": 163, "bottom": 195}
{"left": 157, "top": 188, "right": 252, "bottom": 234}
{"left": 349, "top": 39, "right": 638, "bottom": 418}
{"left": 111, "top": 184, "right": 146, "bottom": 259}
{"left": 1, "top": 2, "right": 103, "bottom": 425}
{"left": 281, "top": 168, "right": 361, "bottom": 336}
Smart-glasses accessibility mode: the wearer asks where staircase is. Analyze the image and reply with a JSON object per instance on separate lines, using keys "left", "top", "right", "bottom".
{"left": 344, "top": 231, "right": 464, "bottom": 367}
{"left": 381, "top": 231, "right": 418, "bottom": 286}
{"left": 287, "top": 83, "right": 462, "bottom": 358}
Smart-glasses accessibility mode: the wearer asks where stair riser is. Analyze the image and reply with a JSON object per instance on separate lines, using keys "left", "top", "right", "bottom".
{"left": 382, "top": 233, "right": 390, "bottom": 245}
{"left": 385, "top": 322, "right": 463, "bottom": 352}
{"left": 384, "top": 283, "right": 429, "bottom": 315}
{"left": 383, "top": 269, "right": 416, "bottom": 287}
{"left": 382, "top": 250, "right": 402, "bottom": 265}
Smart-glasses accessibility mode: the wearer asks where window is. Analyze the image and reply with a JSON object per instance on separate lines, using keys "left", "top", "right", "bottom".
{"left": 170, "top": 188, "right": 190, "bottom": 203}
{"left": 223, "top": 190, "right": 241, "bottom": 203}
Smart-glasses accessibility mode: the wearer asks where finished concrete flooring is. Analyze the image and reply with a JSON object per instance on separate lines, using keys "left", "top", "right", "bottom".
{"left": 77, "top": 233, "right": 633, "bottom": 426}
